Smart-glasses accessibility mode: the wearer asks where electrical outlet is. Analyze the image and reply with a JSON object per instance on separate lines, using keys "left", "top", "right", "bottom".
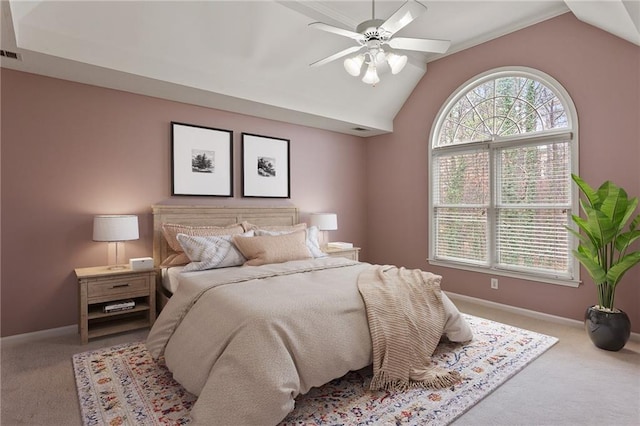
{"left": 491, "top": 278, "right": 499, "bottom": 289}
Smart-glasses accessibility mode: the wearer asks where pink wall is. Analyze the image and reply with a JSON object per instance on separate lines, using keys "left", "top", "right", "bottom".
{"left": 366, "top": 13, "right": 640, "bottom": 332}
{"left": 0, "top": 70, "right": 367, "bottom": 336}
{"left": 2, "top": 12, "right": 639, "bottom": 337}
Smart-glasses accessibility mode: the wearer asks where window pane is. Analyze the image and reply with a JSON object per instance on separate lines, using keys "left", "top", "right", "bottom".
{"left": 435, "top": 76, "right": 569, "bottom": 148}
{"left": 497, "top": 208, "right": 570, "bottom": 274}
{"left": 469, "top": 81, "right": 494, "bottom": 104}
{"left": 538, "top": 99, "right": 568, "bottom": 129}
{"left": 434, "top": 151, "right": 489, "bottom": 205}
{"left": 498, "top": 141, "right": 570, "bottom": 205}
{"left": 435, "top": 207, "right": 487, "bottom": 263}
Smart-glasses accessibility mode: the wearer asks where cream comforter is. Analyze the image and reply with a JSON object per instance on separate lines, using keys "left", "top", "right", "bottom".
{"left": 146, "top": 257, "right": 471, "bottom": 425}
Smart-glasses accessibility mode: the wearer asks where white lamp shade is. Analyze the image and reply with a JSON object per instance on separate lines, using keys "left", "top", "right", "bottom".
{"left": 310, "top": 213, "right": 338, "bottom": 231}
{"left": 93, "top": 215, "right": 139, "bottom": 242}
{"left": 387, "top": 53, "right": 408, "bottom": 75}
{"left": 362, "top": 64, "right": 380, "bottom": 85}
{"left": 344, "top": 54, "right": 365, "bottom": 76}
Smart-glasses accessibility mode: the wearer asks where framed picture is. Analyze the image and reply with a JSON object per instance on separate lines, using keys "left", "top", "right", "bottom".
{"left": 171, "top": 122, "right": 233, "bottom": 197}
{"left": 241, "top": 133, "right": 290, "bottom": 198}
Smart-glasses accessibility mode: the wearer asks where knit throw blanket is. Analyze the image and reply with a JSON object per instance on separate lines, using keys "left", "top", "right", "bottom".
{"left": 357, "top": 266, "right": 462, "bottom": 391}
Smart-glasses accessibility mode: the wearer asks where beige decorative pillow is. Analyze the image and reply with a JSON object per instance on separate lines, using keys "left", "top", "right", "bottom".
{"left": 160, "top": 223, "right": 245, "bottom": 267}
{"left": 241, "top": 221, "right": 307, "bottom": 233}
{"left": 233, "top": 230, "right": 312, "bottom": 266}
{"left": 256, "top": 226, "right": 326, "bottom": 258}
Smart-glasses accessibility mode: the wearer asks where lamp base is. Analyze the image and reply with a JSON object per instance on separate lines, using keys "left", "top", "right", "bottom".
{"left": 106, "top": 241, "right": 128, "bottom": 269}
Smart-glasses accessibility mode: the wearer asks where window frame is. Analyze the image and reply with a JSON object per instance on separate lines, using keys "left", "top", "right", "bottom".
{"left": 428, "top": 67, "right": 580, "bottom": 287}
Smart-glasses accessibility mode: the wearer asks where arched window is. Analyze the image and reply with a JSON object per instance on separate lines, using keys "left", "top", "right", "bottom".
{"left": 429, "top": 67, "right": 579, "bottom": 285}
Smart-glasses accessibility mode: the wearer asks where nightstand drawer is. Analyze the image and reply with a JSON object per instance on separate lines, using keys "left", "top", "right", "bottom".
{"left": 87, "top": 275, "right": 149, "bottom": 299}
{"left": 324, "top": 247, "right": 360, "bottom": 261}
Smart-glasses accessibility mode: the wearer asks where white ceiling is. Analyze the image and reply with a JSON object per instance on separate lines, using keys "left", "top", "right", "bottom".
{"left": 1, "top": 1, "right": 638, "bottom": 137}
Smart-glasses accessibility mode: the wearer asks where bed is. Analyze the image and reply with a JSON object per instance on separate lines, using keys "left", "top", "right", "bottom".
{"left": 146, "top": 205, "right": 472, "bottom": 425}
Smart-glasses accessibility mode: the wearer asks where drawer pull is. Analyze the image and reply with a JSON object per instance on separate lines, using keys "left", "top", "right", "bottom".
{"left": 112, "top": 283, "right": 130, "bottom": 289}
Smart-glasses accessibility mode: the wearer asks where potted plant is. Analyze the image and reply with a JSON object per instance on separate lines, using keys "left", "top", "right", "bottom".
{"left": 568, "top": 174, "right": 640, "bottom": 351}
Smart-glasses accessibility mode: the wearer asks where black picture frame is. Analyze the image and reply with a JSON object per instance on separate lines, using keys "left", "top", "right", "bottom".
{"left": 171, "top": 122, "right": 233, "bottom": 197}
{"left": 241, "top": 133, "right": 290, "bottom": 198}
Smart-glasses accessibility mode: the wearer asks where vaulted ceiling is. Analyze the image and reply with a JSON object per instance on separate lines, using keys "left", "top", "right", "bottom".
{"left": 1, "top": 1, "right": 638, "bottom": 136}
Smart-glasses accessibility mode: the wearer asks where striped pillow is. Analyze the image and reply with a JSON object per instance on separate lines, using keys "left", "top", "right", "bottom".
{"left": 160, "top": 222, "right": 245, "bottom": 267}
{"left": 177, "top": 231, "right": 254, "bottom": 271}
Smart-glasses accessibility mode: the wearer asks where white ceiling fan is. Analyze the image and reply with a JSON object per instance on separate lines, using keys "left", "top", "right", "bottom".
{"left": 309, "top": 0, "right": 450, "bottom": 86}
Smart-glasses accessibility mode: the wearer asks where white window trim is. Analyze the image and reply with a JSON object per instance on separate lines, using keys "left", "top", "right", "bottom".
{"left": 428, "top": 66, "right": 580, "bottom": 287}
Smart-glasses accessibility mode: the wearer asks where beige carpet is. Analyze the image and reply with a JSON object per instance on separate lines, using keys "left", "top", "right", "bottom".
{"left": 2, "top": 297, "right": 639, "bottom": 425}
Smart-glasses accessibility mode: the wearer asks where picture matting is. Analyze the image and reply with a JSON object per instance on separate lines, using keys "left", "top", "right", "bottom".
{"left": 242, "top": 133, "right": 290, "bottom": 198}
{"left": 171, "top": 122, "right": 233, "bottom": 197}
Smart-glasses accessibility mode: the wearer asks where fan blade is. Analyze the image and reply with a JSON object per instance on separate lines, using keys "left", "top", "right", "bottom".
{"left": 308, "top": 22, "right": 364, "bottom": 42}
{"left": 379, "top": 0, "right": 427, "bottom": 37}
{"left": 310, "top": 45, "right": 364, "bottom": 67}
{"left": 388, "top": 37, "right": 451, "bottom": 53}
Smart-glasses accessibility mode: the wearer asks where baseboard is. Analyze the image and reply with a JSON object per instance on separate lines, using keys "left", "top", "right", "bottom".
{"left": 1, "top": 324, "right": 77, "bottom": 345}
{"left": 446, "top": 292, "right": 640, "bottom": 343}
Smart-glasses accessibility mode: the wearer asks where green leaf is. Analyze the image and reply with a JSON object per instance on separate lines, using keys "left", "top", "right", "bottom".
{"left": 598, "top": 181, "right": 629, "bottom": 230}
{"left": 615, "top": 229, "right": 640, "bottom": 252}
{"left": 572, "top": 174, "right": 599, "bottom": 207}
{"left": 570, "top": 215, "right": 597, "bottom": 245}
{"left": 567, "top": 225, "right": 595, "bottom": 250}
{"left": 606, "top": 252, "right": 640, "bottom": 286}
{"left": 618, "top": 198, "right": 639, "bottom": 233}
{"left": 573, "top": 249, "right": 606, "bottom": 283}
{"left": 585, "top": 205, "right": 617, "bottom": 246}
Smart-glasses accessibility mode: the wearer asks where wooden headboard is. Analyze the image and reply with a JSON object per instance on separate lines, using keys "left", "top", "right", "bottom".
{"left": 152, "top": 205, "right": 299, "bottom": 267}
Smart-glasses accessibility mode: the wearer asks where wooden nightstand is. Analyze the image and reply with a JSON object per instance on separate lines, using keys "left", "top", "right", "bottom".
{"left": 75, "top": 266, "right": 156, "bottom": 344}
{"left": 324, "top": 246, "right": 360, "bottom": 261}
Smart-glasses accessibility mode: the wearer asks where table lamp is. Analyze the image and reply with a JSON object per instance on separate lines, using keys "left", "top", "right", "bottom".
{"left": 93, "top": 215, "right": 139, "bottom": 269}
{"left": 310, "top": 213, "right": 338, "bottom": 248}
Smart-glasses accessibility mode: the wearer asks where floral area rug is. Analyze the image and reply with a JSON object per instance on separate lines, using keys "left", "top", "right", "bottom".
{"left": 72, "top": 314, "right": 558, "bottom": 425}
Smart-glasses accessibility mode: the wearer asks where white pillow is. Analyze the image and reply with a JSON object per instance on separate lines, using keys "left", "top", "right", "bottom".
{"left": 255, "top": 226, "right": 327, "bottom": 258}
{"left": 441, "top": 293, "right": 474, "bottom": 342}
{"left": 177, "top": 231, "right": 254, "bottom": 272}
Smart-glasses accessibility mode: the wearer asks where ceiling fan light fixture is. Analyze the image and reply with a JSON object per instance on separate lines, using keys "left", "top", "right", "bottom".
{"left": 344, "top": 54, "right": 365, "bottom": 77}
{"left": 387, "top": 52, "right": 408, "bottom": 75}
{"left": 309, "top": 0, "right": 450, "bottom": 86}
{"left": 362, "top": 64, "right": 380, "bottom": 85}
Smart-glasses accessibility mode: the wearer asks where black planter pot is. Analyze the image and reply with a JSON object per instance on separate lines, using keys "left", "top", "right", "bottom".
{"left": 584, "top": 306, "right": 631, "bottom": 351}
